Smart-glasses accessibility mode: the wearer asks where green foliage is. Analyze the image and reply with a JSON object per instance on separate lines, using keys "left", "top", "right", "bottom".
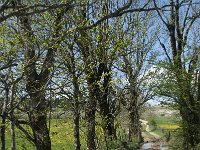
{"left": 148, "top": 118, "right": 157, "bottom": 131}
{"left": 168, "top": 129, "right": 184, "bottom": 150}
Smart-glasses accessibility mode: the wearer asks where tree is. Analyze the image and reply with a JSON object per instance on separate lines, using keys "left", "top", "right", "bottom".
{"left": 93, "top": 1, "right": 119, "bottom": 139}
{"left": 0, "top": 70, "right": 10, "bottom": 150}
{"left": 12, "top": 1, "right": 66, "bottom": 149}
{"left": 75, "top": 1, "right": 130, "bottom": 148}
{"left": 0, "top": 26, "right": 21, "bottom": 150}
{"left": 58, "top": 37, "right": 83, "bottom": 150}
{"left": 114, "top": 11, "right": 156, "bottom": 142}
{"left": 74, "top": 1, "right": 161, "bottom": 149}
{"left": 154, "top": 0, "right": 200, "bottom": 148}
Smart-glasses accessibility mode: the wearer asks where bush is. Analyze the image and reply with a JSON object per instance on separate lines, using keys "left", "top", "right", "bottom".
{"left": 148, "top": 119, "right": 157, "bottom": 131}
{"left": 168, "top": 129, "right": 184, "bottom": 150}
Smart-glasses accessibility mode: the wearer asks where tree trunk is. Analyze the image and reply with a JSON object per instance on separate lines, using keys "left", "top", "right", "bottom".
{"left": 129, "top": 108, "right": 142, "bottom": 143}
{"left": 128, "top": 81, "right": 142, "bottom": 142}
{"left": 99, "top": 68, "right": 116, "bottom": 138}
{"left": 73, "top": 82, "right": 81, "bottom": 150}
{"left": 99, "top": 97, "right": 116, "bottom": 138}
{"left": 18, "top": 9, "right": 61, "bottom": 150}
{"left": 180, "top": 106, "right": 200, "bottom": 149}
{"left": 10, "top": 114, "right": 16, "bottom": 150}
{"left": 71, "top": 75, "right": 81, "bottom": 150}
{"left": 10, "top": 83, "right": 16, "bottom": 150}
{"left": 99, "top": 96, "right": 116, "bottom": 138}
{"left": 0, "top": 117, "right": 6, "bottom": 150}
{"left": 74, "top": 111, "right": 81, "bottom": 150}
{"left": 102, "top": 113, "right": 116, "bottom": 139}
{"left": 29, "top": 95, "right": 51, "bottom": 150}
{"left": 30, "top": 113, "right": 51, "bottom": 150}
{"left": 85, "top": 91, "right": 97, "bottom": 150}
{"left": 0, "top": 87, "right": 9, "bottom": 150}
{"left": 16, "top": 1, "right": 62, "bottom": 150}
{"left": 178, "top": 85, "right": 200, "bottom": 148}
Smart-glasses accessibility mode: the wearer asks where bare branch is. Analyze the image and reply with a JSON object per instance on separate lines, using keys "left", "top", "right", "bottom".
{"left": 182, "top": 0, "right": 192, "bottom": 33}
{"left": 157, "top": 35, "right": 172, "bottom": 63}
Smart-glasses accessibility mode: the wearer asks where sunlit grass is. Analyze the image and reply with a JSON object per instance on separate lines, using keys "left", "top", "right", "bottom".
{"left": 4, "top": 114, "right": 139, "bottom": 150}
{"left": 50, "top": 119, "right": 76, "bottom": 150}
{"left": 5, "top": 118, "right": 120, "bottom": 150}
{"left": 158, "top": 124, "right": 180, "bottom": 130}
{"left": 5, "top": 118, "right": 87, "bottom": 150}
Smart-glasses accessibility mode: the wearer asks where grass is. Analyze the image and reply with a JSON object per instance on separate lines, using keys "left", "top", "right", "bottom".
{"left": 5, "top": 118, "right": 86, "bottom": 150}
{"left": 157, "top": 124, "right": 179, "bottom": 130}
{"left": 154, "top": 115, "right": 179, "bottom": 125}
{"left": 5, "top": 127, "right": 35, "bottom": 150}
{"left": 4, "top": 116, "right": 139, "bottom": 150}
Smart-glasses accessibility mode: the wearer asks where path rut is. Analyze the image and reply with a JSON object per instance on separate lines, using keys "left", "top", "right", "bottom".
{"left": 139, "top": 120, "right": 168, "bottom": 150}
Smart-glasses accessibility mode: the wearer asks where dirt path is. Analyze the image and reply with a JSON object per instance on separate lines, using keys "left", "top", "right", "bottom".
{"left": 139, "top": 120, "right": 168, "bottom": 150}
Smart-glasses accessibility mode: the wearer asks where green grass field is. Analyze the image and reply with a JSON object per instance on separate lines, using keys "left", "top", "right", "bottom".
{"left": 5, "top": 106, "right": 180, "bottom": 150}
{"left": 4, "top": 116, "right": 139, "bottom": 150}
{"left": 5, "top": 118, "right": 86, "bottom": 150}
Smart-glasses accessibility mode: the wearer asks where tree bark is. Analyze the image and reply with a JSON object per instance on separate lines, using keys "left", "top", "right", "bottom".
{"left": 101, "top": 113, "right": 116, "bottom": 139}
{"left": 77, "top": 29, "right": 98, "bottom": 150}
{"left": 10, "top": 113, "right": 16, "bottom": 150}
{"left": 63, "top": 43, "right": 82, "bottom": 150}
{"left": 99, "top": 90, "right": 116, "bottom": 139}
{"left": 127, "top": 77, "right": 143, "bottom": 142}
{"left": 74, "top": 111, "right": 81, "bottom": 150}
{"left": 98, "top": 64, "right": 116, "bottom": 138}
{"left": 28, "top": 95, "right": 51, "bottom": 150}
{"left": 0, "top": 86, "right": 9, "bottom": 150}
{"left": 0, "top": 117, "right": 6, "bottom": 150}
{"left": 30, "top": 115, "right": 51, "bottom": 150}
{"left": 129, "top": 108, "right": 142, "bottom": 142}
{"left": 73, "top": 80, "right": 81, "bottom": 150}
{"left": 16, "top": 4, "right": 52, "bottom": 149}
{"left": 180, "top": 104, "right": 200, "bottom": 149}
{"left": 85, "top": 90, "right": 97, "bottom": 150}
